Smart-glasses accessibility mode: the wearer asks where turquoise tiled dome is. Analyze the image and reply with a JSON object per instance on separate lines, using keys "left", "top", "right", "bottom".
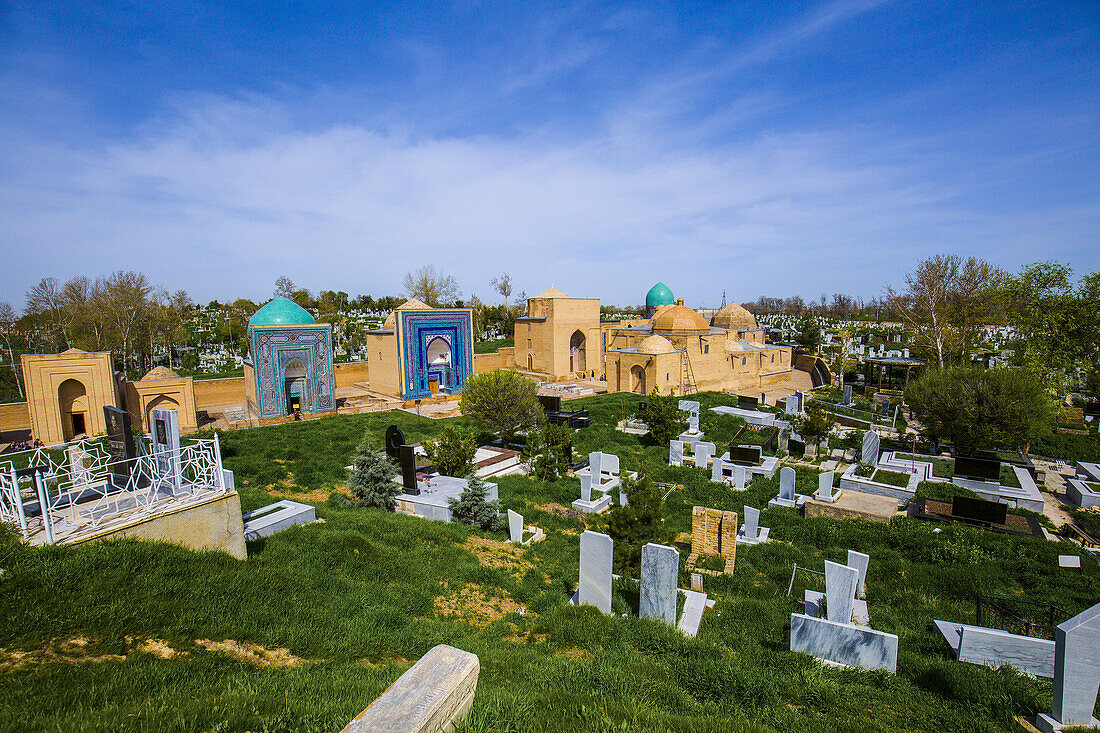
{"left": 248, "top": 297, "right": 316, "bottom": 327}
{"left": 645, "top": 282, "right": 675, "bottom": 309}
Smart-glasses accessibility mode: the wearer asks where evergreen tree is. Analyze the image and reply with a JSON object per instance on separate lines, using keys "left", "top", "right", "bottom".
{"left": 645, "top": 388, "right": 686, "bottom": 446}
{"left": 448, "top": 476, "right": 501, "bottom": 530}
{"left": 606, "top": 469, "right": 673, "bottom": 577}
{"left": 347, "top": 432, "right": 400, "bottom": 510}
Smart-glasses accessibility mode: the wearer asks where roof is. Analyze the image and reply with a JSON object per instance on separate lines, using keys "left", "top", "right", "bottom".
{"left": 650, "top": 299, "right": 710, "bottom": 335}
{"left": 711, "top": 302, "right": 758, "bottom": 331}
{"left": 141, "top": 366, "right": 181, "bottom": 381}
{"left": 646, "top": 282, "right": 675, "bottom": 308}
{"left": 383, "top": 297, "right": 433, "bottom": 330}
{"left": 61, "top": 348, "right": 87, "bottom": 354}
{"left": 249, "top": 297, "right": 316, "bottom": 327}
{"left": 637, "top": 335, "right": 678, "bottom": 354}
{"left": 533, "top": 285, "right": 570, "bottom": 299}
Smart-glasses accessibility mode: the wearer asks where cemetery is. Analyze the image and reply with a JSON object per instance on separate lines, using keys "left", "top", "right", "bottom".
{"left": 1, "top": 388, "right": 1099, "bottom": 732}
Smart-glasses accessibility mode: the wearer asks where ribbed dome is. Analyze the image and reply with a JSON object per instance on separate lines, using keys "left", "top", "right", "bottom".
{"left": 711, "top": 302, "right": 757, "bottom": 331}
{"left": 637, "top": 335, "right": 678, "bottom": 354}
{"left": 249, "top": 297, "right": 316, "bottom": 327}
{"left": 645, "top": 282, "right": 675, "bottom": 308}
{"left": 141, "top": 366, "right": 181, "bottom": 381}
{"left": 383, "top": 297, "right": 433, "bottom": 330}
{"left": 650, "top": 298, "right": 710, "bottom": 335}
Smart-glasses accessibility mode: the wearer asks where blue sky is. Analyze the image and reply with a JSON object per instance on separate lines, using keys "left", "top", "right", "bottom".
{"left": 1, "top": 0, "right": 1097, "bottom": 308}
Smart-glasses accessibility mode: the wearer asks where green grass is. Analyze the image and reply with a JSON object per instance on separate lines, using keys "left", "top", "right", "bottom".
{"left": 474, "top": 338, "right": 514, "bottom": 354}
{"left": 871, "top": 469, "right": 911, "bottom": 487}
{"left": 2, "top": 390, "right": 1099, "bottom": 731}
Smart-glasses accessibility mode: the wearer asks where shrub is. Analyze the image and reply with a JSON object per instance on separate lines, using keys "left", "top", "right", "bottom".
{"left": 423, "top": 425, "right": 478, "bottom": 477}
{"left": 607, "top": 468, "right": 673, "bottom": 577}
{"left": 347, "top": 432, "right": 400, "bottom": 510}
{"left": 448, "top": 475, "right": 501, "bottom": 530}
{"left": 645, "top": 388, "right": 686, "bottom": 446}
{"left": 459, "top": 369, "right": 543, "bottom": 444}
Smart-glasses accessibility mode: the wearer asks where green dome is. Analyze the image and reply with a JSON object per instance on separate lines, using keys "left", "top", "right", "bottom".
{"left": 248, "top": 297, "right": 316, "bottom": 327}
{"left": 645, "top": 282, "right": 675, "bottom": 308}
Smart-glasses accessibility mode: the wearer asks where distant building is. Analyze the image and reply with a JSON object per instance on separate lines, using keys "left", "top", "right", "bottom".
{"left": 365, "top": 299, "right": 474, "bottom": 401}
{"left": 514, "top": 286, "right": 601, "bottom": 379}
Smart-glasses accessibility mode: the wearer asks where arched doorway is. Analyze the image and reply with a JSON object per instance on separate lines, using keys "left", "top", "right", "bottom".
{"left": 569, "top": 330, "right": 586, "bottom": 373}
{"left": 425, "top": 337, "right": 452, "bottom": 391}
{"left": 283, "top": 360, "right": 308, "bottom": 414}
{"left": 58, "top": 378, "right": 88, "bottom": 441}
{"left": 630, "top": 365, "right": 646, "bottom": 395}
{"left": 146, "top": 394, "right": 180, "bottom": 430}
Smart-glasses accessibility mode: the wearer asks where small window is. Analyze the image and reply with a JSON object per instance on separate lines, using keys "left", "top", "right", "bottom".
{"left": 771, "top": 354, "right": 775, "bottom": 363}
{"left": 666, "top": 373, "right": 670, "bottom": 381}
{"left": 527, "top": 339, "right": 532, "bottom": 348}
{"left": 741, "top": 357, "right": 746, "bottom": 366}
{"left": 704, "top": 344, "right": 709, "bottom": 354}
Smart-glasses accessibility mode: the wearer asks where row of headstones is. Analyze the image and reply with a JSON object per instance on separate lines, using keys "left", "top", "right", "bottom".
{"left": 578, "top": 530, "right": 679, "bottom": 625}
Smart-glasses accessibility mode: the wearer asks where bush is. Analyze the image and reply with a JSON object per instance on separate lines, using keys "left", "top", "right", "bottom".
{"left": 423, "top": 425, "right": 478, "bottom": 477}
{"left": 448, "top": 475, "right": 501, "bottom": 530}
{"left": 459, "top": 369, "right": 543, "bottom": 444}
{"left": 645, "top": 388, "right": 686, "bottom": 446}
{"left": 607, "top": 469, "right": 673, "bottom": 577}
{"left": 347, "top": 432, "right": 400, "bottom": 510}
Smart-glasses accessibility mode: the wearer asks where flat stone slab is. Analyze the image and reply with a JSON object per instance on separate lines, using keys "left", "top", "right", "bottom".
{"left": 804, "top": 490, "right": 899, "bottom": 523}
{"left": 934, "top": 619, "right": 1055, "bottom": 678}
{"left": 1059, "top": 555, "right": 1082, "bottom": 568}
{"left": 677, "top": 589, "right": 714, "bottom": 638}
{"left": 342, "top": 644, "right": 479, "bottom": 733}
{"left": 242, "top": 500, "right": 316, "bottom": 541}
{"left": 397, "top": 476, "right": 499, "bottom": 523}
{"left": 789, "top": 613, "right": 898, "bottom": 673}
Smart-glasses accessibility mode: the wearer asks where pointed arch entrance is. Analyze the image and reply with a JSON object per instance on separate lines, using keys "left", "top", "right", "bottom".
{"left": 630, "top": 365, "right": 647, "bottom": 395}
{"left": 569, "top": 330, "right": 586, "bottom": 374}
{"left": 58, "top": 378, "right": 88, "bottom": 441}
{"left": 283, "top": 360, "right": 309, "bottom": 414}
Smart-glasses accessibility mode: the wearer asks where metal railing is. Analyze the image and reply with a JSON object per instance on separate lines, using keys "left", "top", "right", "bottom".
{"left": 0, "top": 435, "right": 227, "bottom": 546}
{"left": 975, "top": 594, "right": 1068, "bottom": 640}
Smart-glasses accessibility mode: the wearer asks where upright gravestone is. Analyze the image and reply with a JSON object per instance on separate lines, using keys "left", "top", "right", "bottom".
{"left": 693, "top": 441, "right": 715, "bottom": 468}
{"left": 817, "top": 471, "right": 835, "bottom": 501}
{"left": 785, "top": 394, "right": 799, "bottom": 415}
{"left": 847, "top": 550, "right": 870, "bottom": 598}
{"left": 824, "top": 560, "right": 859, "bottom": 625}
{"left": 1038, "top": 601, "right": 1100, "bottom": 733}
{"left": 668, "top": 440, "right": 684, "bottom": 467}
{"left": 579, "top": 531, "right": 613, "bottom": 614}
{"left": 843, "top": 384, "right": 853, "bottom": 405}
{"left": 640, "top": 542, "right": 679, "bottom": 625}
{"left": 385, "top": 425, "right": 406, "bottom": 460}
{"left": 103, "top": 405, "right": 136, "bottom": 477}
{"left": 760, "top": 393, "right": 767, "bottom": 406}
{"left": 507, "top": 509, "right": 523, "bottom": 544}
{"left": 733, "top": 464, "right": 747, "bottom": 491}
{"left": 780, "top": 466, "right": 796, "bottom": 501}
{"left": 743, "top": 505, "right": 759, "bottom": 539}
{"left": 398, "top": 445, "right": 418, "bottom": 494}
{"left": 149, "top": 408, "right": 182, "bottom": 493}
{"left": 66, "top": 445, "right": 93, "bottom": 487}
{"left": 861, "top": 430, "right": 881, "bottom": 465}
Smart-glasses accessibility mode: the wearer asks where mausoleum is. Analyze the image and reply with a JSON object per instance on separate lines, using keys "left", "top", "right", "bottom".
{"left": 514, "top": 286, "right": 601, "bottom": 379}
{"left": 366, "top": 299, "right": 474, "bottom": 401}
{"left": 243, "top": 297, "right": 336, "bottom": 422}
{"left": 21, "top": 349, "right": 121, "bottom": 444}
{"left": 126, "top": 366, "right": 198, "bottom": 434}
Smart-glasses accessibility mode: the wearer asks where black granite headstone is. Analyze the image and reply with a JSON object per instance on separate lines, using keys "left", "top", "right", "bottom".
{"left": 738, "top": 395, "right": 759, "bottom": 410}
{"left": 538, "top": 394, "right": 562, "bottom": 413}
{"left": 728, "top": 444, "right": 762, "bottom": 466}
{"left": 103, "top": 406, "right": 136, "bottom": 466}
{"left": 398, "top": 445, "right": 418, "bottom": 494}
{"left": 952, "top": 495, "right": 1008, "bottom": 525}
{"left": 385, "top": 425, "right": 406, "bottom": 459}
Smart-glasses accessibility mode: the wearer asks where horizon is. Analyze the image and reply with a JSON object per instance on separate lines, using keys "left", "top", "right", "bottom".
{"left": 2, "top": 1, "right": 1097, "bottom": 307}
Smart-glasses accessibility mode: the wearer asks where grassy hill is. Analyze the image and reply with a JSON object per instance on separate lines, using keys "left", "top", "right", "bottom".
{"left": 1, "top": 391, "right": 1098, "bottom": 732}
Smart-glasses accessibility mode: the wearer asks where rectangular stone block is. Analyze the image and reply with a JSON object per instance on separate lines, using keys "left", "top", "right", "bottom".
{"left": 640, "top": 542, "right": 679, "bottom": 625}
{"left": 824, "top": 560, "right": 859, "bottom": 624}
{"left": 789, "top": 613, "right": 898, "bottom": 672}
{"left": 507, "top": 509, "right": 523, "bottom": 544}
{"left": 342, "top": 644, "right": 479, "bottom": 733}
{"left": 1052, "top": 601, "right": 1100, "bottom": 725}
{"left": 846, "top": 550, "right": 869, "bottom": 598}
{"left": 861, "top": 430, "right": 880, "bottom": 464}
{"left": 579, "top": 530, "right": 613, "bottom": 613}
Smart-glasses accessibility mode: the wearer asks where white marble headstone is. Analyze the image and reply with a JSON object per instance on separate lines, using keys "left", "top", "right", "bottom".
{"left": 669, "top": 440, "right": 684, "bottom": 467}
{"left": 733, "top": 464, "right": 747, "bottom": 491}
{"left": 743, "top": 505, "right": 759, "bottom": 539}
{"left": 817, "top": 471, "right": 835, "bottom": 500}
{"left": 507, "top": 509, "right": 523, "bottom": 544}
{"left": 847, "top": 550, "right": 869, "bottom": 598}
{"left": 639, "top": 542, "right": 679, "bottom": 625}
{"left": 785, "top": 394, "right": 798, "bottom": 414}
{"left": 579, "top": 531, "right": 613, "bottom": 614}
{"left": 710, "top": 456, "right": 724, "bottom": 482}
{"left": 779, "top": 466, "right": 797, "bottom": 501}
{"left": 861, "top": 430, "right": 880, "bottom": 465}
{"left": 694, "top": 441, "right": 716, "bottom": 467}
{"left": 824, "top": 560, "right": 859, "bottom": 624}
{"left": 1044, "top": 601, "right": 1100, "bottom": 728}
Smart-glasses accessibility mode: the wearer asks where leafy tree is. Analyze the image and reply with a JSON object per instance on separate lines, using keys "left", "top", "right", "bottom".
{"left": 423, "top": 425, "right": 478, "bottom": 477}
{"left": 403, "top": 265, "right": 460, "bottom": 307}
{"left": 490, "top": 272, "right": 513, "bottom": 306}
{"left": 607, "top": 469, "right": 673, "bottom": 577}
{"left": 840, "top": 428, "right": 865, "bottom": 460}
{"left": 795, "top": 315, "right": 821, "bottom": 351}
{"left": 347, "top": 432, "right": 400, "bottom": 510}
{"left": 799, "top": 402, "right": 834, "bottom": 457}
{"left": 448, "top": 475, "right": 500, "bottom": 530}
{"left": 644, "top": 388, "right": 685, "bottom": 446}
{"left": 459, "top": 369, "right": 543, "bottom": 444}
{"left": 904, "top": 366, "right": 1055, "bottom": 454}
{"left": 523, "top": 423, "right": 572, "bottom": 480}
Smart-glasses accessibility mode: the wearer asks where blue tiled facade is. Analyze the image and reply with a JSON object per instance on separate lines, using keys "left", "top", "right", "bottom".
{"left": 248, "top": 324, "right": 335, "bottom": 418}
{"left": 397, "top": 310, "right": 473, "bottom": 400}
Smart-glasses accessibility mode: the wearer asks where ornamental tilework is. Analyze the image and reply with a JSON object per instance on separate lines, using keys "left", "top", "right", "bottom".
{"left": 398, "top": 310, "right": 474, "bottom": 400}
{"left": 248, "top": 324, "right": 335, "bottom": 418}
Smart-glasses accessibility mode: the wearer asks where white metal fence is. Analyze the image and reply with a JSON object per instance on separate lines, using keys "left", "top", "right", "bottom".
{"left": 0, "top": 435, "right": 227, "bottom": 545}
